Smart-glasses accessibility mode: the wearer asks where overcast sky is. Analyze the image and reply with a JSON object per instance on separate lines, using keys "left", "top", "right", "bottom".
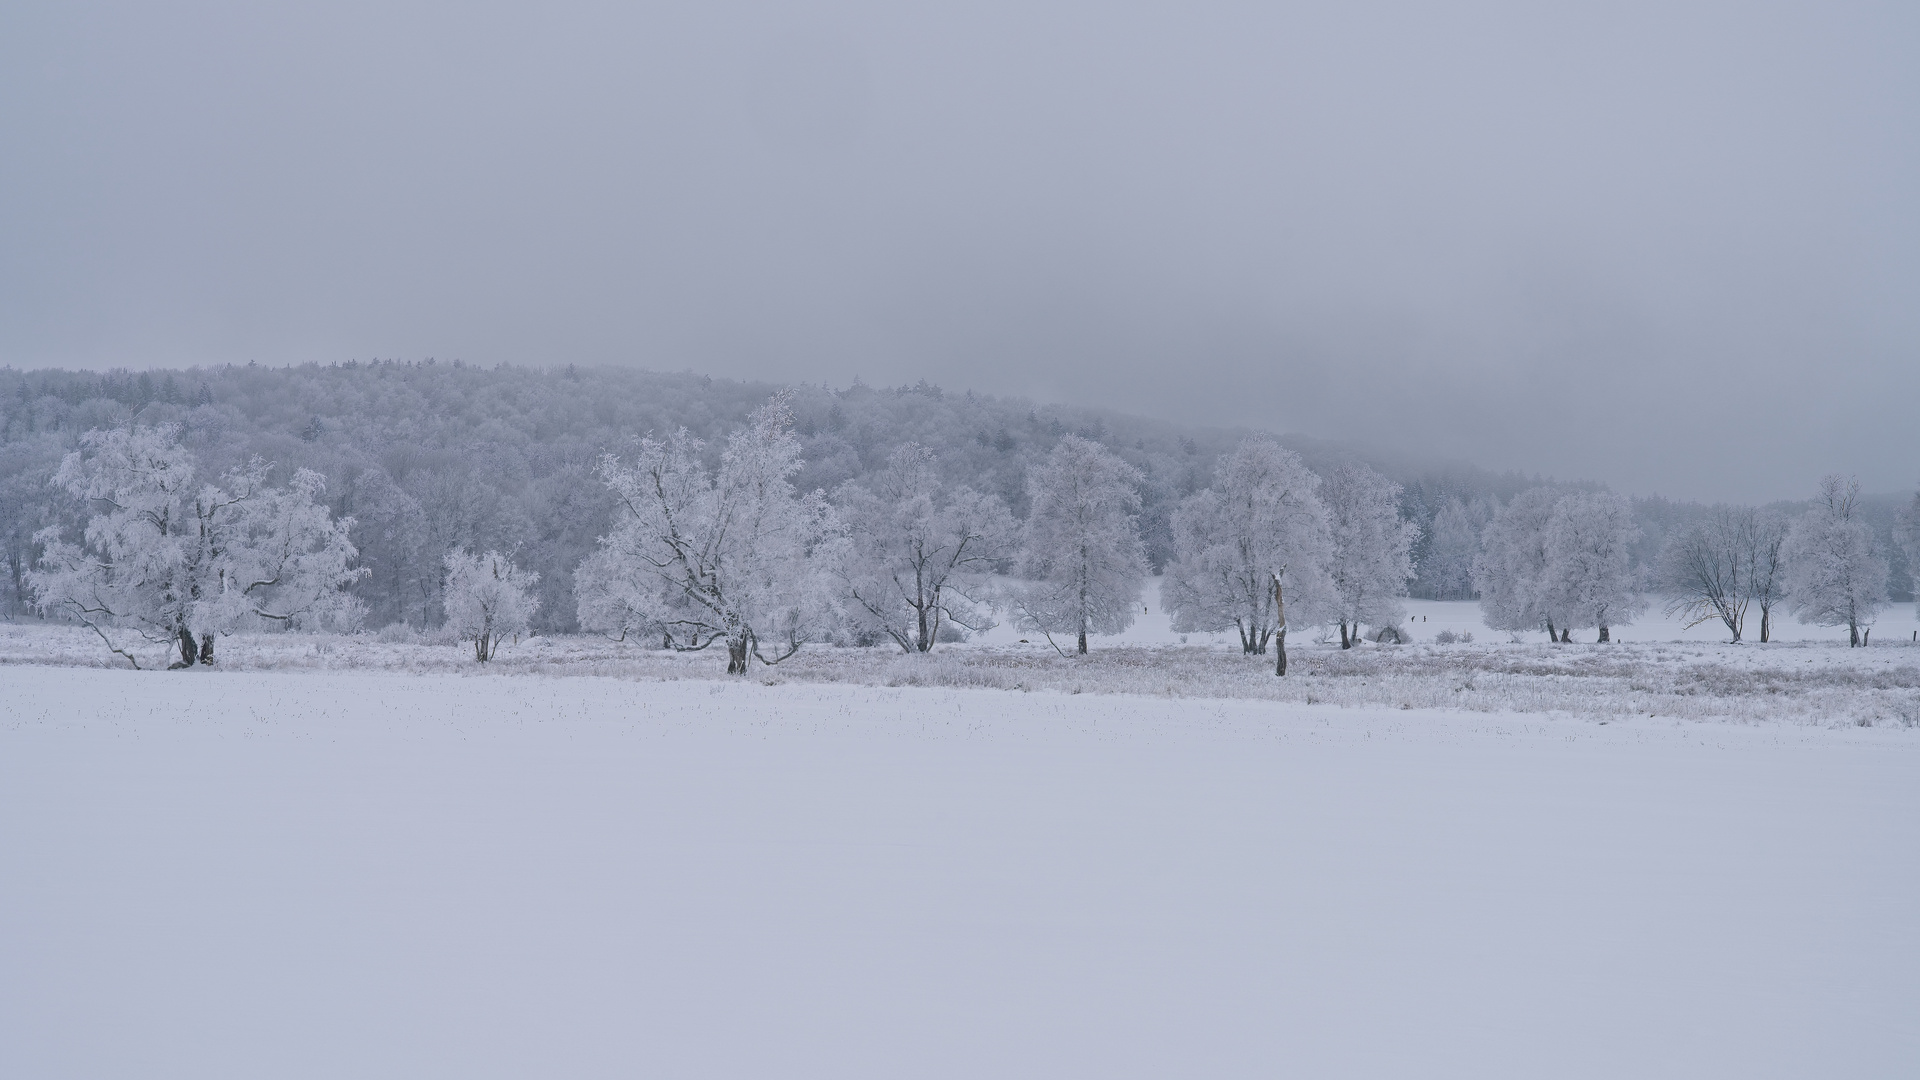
{"left": 2, "top": 1, "right": 1914, "bottom": 501}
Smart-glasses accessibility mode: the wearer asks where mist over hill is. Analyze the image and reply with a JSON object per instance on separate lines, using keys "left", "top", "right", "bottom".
{"left": 1, "top": 362, "right": 1910, "bottom": 629}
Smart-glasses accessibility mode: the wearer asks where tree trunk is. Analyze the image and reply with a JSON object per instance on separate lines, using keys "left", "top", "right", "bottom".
{"left": 1545, "top": 619, "right": 1556, "bottom": 643}
{"left": 727, "top": 637, "right": 749, "bottom": 674}
{"left": 1077, "top": 625, "right": 1088, "bottom": 655}
{"left": 1274, "top": 628, "right": 1287, "bottom": 676}
{"left": 1598, "top": 625, "right": 1609, "bottom": 643}
{"left": 1759, "top": 607, "right": 1771, "bottom": 643}
{"left": 172, "top": 628, "right": 197, "bottom": 669}
{"left": 1560, "top": 628, "right": 1571, "bottom": 643}
{"left": 1339, "top": 620, "right": 1352, "bottom": 649}
{"left": 198, "top": 633, "right": 215, "bottom": 665}
{"left": 1849, "top": 621, "right": 1860, "bottom": 648}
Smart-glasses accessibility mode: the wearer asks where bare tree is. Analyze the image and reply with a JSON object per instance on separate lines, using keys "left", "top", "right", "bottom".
{"left": 833, "top": 444, "right": 1015, "bottom": 653}
{"left": 1747, "top": 509, "right": 1789, "bottom": 642}
{"left": 1661, "top": 505, "right": 1761, "bottom": 641}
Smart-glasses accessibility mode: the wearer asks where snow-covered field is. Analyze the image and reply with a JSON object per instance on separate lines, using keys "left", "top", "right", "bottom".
{"left": 2, "top": 666, "right": 1915, "bottom": 1078}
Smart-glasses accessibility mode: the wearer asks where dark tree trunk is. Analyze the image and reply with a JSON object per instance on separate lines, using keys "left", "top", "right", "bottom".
{"left": 727, "top": 637, "right": 749, "bottom": 674}
{"left": 198, "top": 633, "right": 215, "bottom": 665}
{"left": 1274, "top": 629, "right": 1287, "bottom": 676}
{"left": 1759, "top": 607, "right": 1771, "bottom": 643}
{"left": 1339, "top": 621, "right": 1352, "bottom": 649}
{"left": 1598, "top": 625, "right": 1610, "bottom": 643}
{"left": 1077, "top": 626, "right": 1088, "bottom": 655}
{"left": 172, "top": 628, "right": 197, "bottom": 669}
{"left": 1560, "top": 628, "right": 1571, "bottom": 643}
{"left": 1849, "top": 621, "right": 1860, "bottom": 648}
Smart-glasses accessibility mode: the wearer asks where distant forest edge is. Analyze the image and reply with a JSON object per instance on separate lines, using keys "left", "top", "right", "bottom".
{"left": 1, "top": 361, "right": 1912, "bottom": 629}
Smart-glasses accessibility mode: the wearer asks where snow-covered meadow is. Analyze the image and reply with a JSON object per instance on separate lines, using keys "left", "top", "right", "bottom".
{"left": 7, "top": 579, "right": 1920, "bottom": 727}
{"left": 3, "top": 665, "right": 1916, "bottom": 1078}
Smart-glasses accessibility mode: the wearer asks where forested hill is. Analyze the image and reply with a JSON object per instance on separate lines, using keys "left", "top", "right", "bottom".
{"left": 4, "top": 362, "right": 1900, "bottom": 629}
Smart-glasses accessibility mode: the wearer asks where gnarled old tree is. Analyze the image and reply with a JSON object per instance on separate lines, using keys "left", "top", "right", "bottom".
{"left": 574, "top": 394, "right": 839, "bottom": 673}
{"left": 1161, "top": 436, "right": 1334, "bottom": 657}
{"left": 28, "top": 425, "right": 365, "bottom": 668}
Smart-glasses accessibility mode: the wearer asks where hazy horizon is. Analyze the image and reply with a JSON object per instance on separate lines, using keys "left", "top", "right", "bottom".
{"left": 4, "top": 1, "right": 1914, "bottom": 503}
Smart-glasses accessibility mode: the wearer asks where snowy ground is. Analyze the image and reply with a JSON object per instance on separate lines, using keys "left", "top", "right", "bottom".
{"left": 8, "top": 590, "right": 1920, "bottom": 726}
{"left": 2, "top": 667, "right": 1915, "bottom": 1078}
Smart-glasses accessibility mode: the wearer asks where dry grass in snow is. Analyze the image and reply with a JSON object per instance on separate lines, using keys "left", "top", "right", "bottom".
{"left": 5, "top": 621, "right": 1920, "bottom": 728}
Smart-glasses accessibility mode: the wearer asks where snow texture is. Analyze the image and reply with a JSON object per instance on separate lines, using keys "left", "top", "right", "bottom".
{"left": 2, "top": 665, "right": 1915, "bottom": 1079}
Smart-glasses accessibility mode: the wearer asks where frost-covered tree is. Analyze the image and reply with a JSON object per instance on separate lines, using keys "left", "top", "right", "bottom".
{"left": 442, "top": 549, "right": 539, "bottom": 662}
{"left": 1013, "top": 435, "right": 1148, "bottom": 654}
{"left": 1897, "top": 487, "right": 1920, "bottom": 620}
{"left": 1160, "top": 437, "right": 1334, "bottom": 656}
{"left": 1474, "top": 487, "right": 1564, "bottom": 641}
{"left": 1319, "top": 462, "right": 1417, "bottom": 648}
{"left": 1747, "top": 508, "right": 1789, "bottom": 643}
{"left": 1418, "top": 497, "right": 1484, "bottom": 600}
{"left": 1540, "top": 492, "right": 1644, "bottom": 642}
{"left": 833, "top": 445, "right": 1015, "bottom": 653}
{"left": 27, "top": 425, "right": 365, "bottom": 668}
{"left": 574, "top": 393, "right": 839, "bottom": 673}
{"left": 1783, "top": 474, "right": 1888, "bottom": 647}
{"left": 1659, "top": 505, "right": 1788, "bottom": 642}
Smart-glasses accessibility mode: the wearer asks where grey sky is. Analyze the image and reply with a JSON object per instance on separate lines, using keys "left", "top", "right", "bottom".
{"left": 2, "top": 1, "right": 1914, "bottom": 502}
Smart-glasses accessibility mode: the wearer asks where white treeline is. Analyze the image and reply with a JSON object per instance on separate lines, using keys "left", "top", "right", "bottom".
{"left": 1475, "top": 489, "right": 1644, "bottom": 642}
{"left": 1470, "top": 473, "right": 1902, "bottom": 647}
{"left": 34, "top": 396, "right": 1912, "bottom": 669}
{"left": 1651, "top": 473, "right": 1895, "bottom": 647}
{"left": 26, "top": 425, "right": 365, "bottom": 668}
{"left": 442, "top": 549, "right": 540, "bottom": 662}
